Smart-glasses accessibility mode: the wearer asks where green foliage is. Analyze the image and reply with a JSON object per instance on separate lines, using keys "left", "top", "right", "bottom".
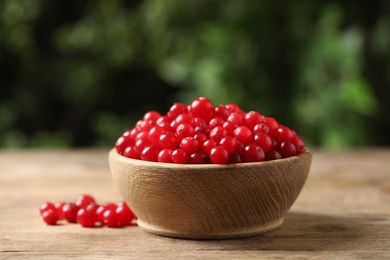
{"left": 0, "top": 0, "right": 389, "bottom": 148}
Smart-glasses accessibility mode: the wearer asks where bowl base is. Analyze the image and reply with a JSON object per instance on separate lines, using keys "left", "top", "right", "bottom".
{"left": 137, "top": 217, "right": 284, "bottom": 240}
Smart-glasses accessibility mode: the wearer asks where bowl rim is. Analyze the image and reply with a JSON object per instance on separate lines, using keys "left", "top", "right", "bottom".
{"left": 109, "top": 147, "right": 311, "bottom": 170}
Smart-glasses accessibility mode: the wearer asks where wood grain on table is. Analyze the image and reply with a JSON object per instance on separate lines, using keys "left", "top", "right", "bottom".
{"left": 0, "top": 149, "right": 389, "bottom": 259}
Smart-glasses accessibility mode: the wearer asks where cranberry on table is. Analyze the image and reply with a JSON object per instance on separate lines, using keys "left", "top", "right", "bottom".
{"left": 40, "top": 195, "right": 136, "bottom": 228}
{"left": 42, "top": 209, "right": 59, "bottom": 225}
{"left": 77, "top": 207, "right": 97, "bottom": 228}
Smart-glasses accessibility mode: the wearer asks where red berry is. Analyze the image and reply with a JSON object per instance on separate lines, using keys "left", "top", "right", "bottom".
{"left": 209, "top": 126, "right": 227, "bottom": 143}
{"left": 148, "top": 126, "right": 165, "bottom": 145}
{"left": 213, "top": 105, "right": 230, "bottom": 120}
{"left": 253, "top": 123, "right": 269, "bottom": 135}
{"left": 209, "top": 117, "right": 224, "bottom": 128}
{"left": 137, "top": 120, "right": 154, "bottom": 131}
{"left": 136, "top": 130, "right": 149, "bottom": 140}
{"left": 219, "top": 136, "right": 237, "bottom": 153}
{"left": 77, "top": 206, "right": 97, "bottom": 228}
{"left": 227, "top": 112, "right": 245, "bottom": 125}
{"left": 117, "top": 201, "right": 137, "bottom": 221}
{"left": 175, "top": 123, "right": 194, "bottom": 141}
{"left": 265, "top": 149, "right": 282, "bottom": 161}
{"left": 275, "top": 126, "right": 293, "bottom": 143}
{"left": 233, "top": 126, "right": 253, "bottom": 145}
{"left": 134, "top": 138, "right": 151, "bottom": 154}
{"left": 42, "top": 209, "right": 59, "bottom": 225}
{"left": 193, "top": 133, "right": 208, "bottom": 146}
{"left": 128, "top": 128, "right": 140, "bottom": 140}
{"left": 241, "top": 143, "right": 265, "bottom": 162}
{"left": 222, "top": 121, "right": 237, "bottom": 136}
{"left": 159, "top": 132, "right": 179, "bottom": 150}
{"left": 291, "top": 135, "right": 305, "bottom": 154}
{"left": 143, "top": 111, "right": 161, "bottom": 123}
{"left": 168, "top": 103, "right": 188, "bottom": 119}
{"left": 173, "top": 113, "right": 194, "bottom": 127}
{"left": 116, "top": 203, "right": 134, "bottom": 226}
{"left": 194, "top": 124, "right": 211, "bottom": 137}
{"left": 103, "top": 208, "right": 119, "bottom": 228}
{"left": 228, "top": 152, "right": 242, "bottom": 164}
{"left": 234, "top": 141, "right": 245, "bottom": 155}
{"left": 201, "top": 139, "right": 217, "bottom": 156}
{"left": 75, "top": 194, "right": 96, "bottom": 209}
{"left": 96, "top": 203, "right": 117, "bottom": 225}
{"left": 171, "top": 148, "right": 188, "bottom": 164}
{"left": 209, "top": 146, "right": 229, "bottom": 164}
{"left": 180, "top": 137, "right": 199, "bottom": 154}
{"left": 188, "top": 151, "right": 208, "bottom": 164}
{"left": 265, "top": 117, "right": 279, "bottom": 137}
{"left": 278, "top": 141, "right": 297, "bottom": 158}
{"left": 54, "top": 201, "right": 66, "bottom": 220}
{"left": 157, "top": 149, "right": 174, "bottom": 163}
{"left": 40, "top": 202, "right": 56, "bottom": 215}
{"left": 245, "top": 111, "right": 263, "bottom": 129}
{"left": 115, "top": 135, "right": 133, "bottom": 155}
{"left": 123, "top": 145, "right": 140, "bottom": 159}
{"left": 225, "top": 103, "right": 242, "bottom": 113}
{"left": 140, "top": 145, "right": 160, "bottom": 162}
{"left": 156, "top": 115, "right": 171, "bottom": 125}
{"left": 190, "top": 97, "right": 213, "bottom": 120}
{"left": 62, "top": 203, "right": 79, "bottom": 223}
{"left": 193, "top": 116, "right": 207, "bottom": 126}
{"left": 253, "top": 133, "right": 272, "bottom": 153}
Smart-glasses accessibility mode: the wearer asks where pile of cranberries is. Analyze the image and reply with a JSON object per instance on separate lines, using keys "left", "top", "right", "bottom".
{"left": 115, "top": 97, "right": 305, "bottom": 164}
{"left": 40, "top": 194, "right": 136, "bottom": 228}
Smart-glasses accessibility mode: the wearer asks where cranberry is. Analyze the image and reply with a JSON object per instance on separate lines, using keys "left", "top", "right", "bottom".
{"left": 148, "top": 126, "right": 165, "bottom": 145}
{"left": 114, "top": 96, "right": 305, "bottom": 164}
{"left": 116, "top": 203, "right": 134, "bottom": 226}
{"left": 209, "top": 146, "right": 229, "bottom": 164}
{"left": 143, "top": 111, "right": 161, "bottom": 123}
{"left": 75, "top": 194, "right": 96, "bottom": 209}
{"left": 123, "top": 145, "right": 139, "bottom": 159}
{"left": 171, "top": 148, "right": 188, "bottom": 164}
{"left": 77, "top": 207, "right": 97, "bottom": 228}
{"left": 278, "top": 141, "right": 297, "bottom": 158}
{"left": 40, "top": 196, "right": 137, "bottom": 228}
{"left": 241, "top": 143, "right": 265, "bottom": 162}
{"left": 233, "top": 126, "right": 253, "bottom": 145}
{"left": 175, "top": 123, "right": 194, "bottom": 141}
{"left": 190, "top": 97, "right": 213, "bottom": 120}
{"left": 180, "top": 137, "right": 199, "bottom": 154}
{"left": 40, "top": 202, "right": 56, "bottom": 215}
{"left": 62, "top": 203, "right": 79, "bottom": 223}
{"left": 253, "top": 133, "right": 272, "bottom": 153}
{"left": 159, "top": 132, "right": 179, "bottom": 150}
{"left": 42, "top": 209, "right": 59, "bottom": 225}
{"left": 140, "top": 145, "right": 160, "bottom": 162}
{"left": 245, "top": 111, "right": 263, "bottom": 129}
{"left": 168, "top": 103, "right": 188, "bottom": 119}
{"left": 209, "top": 126, "right": 227, "bottom": 143}
{"left": 158, "top": 149, "right": 174, "bottom": 163}
{"left": 188, "top": 151, "right": 208, "bottom": 164}
{"left": 219, "top": 136, "right": 237, "bottom": 153}
{"left": 115, "top": 135, "right": 133, "bottom": 155}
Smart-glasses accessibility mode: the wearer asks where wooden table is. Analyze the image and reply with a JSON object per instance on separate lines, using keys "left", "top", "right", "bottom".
{"left": 1, "top": 149, "right": 389, "bottom": 259}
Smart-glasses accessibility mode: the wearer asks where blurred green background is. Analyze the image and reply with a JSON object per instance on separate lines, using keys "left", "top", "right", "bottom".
{"left": 1, "top": 0, "right": 389, "bottom": 149}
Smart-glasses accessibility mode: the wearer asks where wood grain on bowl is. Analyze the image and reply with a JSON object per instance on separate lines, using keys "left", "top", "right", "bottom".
{"left": 109, "top": 148, "right": 312, "bottom": 239}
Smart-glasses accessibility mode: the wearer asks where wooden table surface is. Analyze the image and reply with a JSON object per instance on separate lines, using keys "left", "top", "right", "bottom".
{"left": 1, "top": 149, "right": 389, "bottom": 259}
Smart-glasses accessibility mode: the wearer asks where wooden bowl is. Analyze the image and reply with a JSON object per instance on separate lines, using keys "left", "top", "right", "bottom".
{"left": 109, "top": 148, "right": 312, "bottom": 239}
